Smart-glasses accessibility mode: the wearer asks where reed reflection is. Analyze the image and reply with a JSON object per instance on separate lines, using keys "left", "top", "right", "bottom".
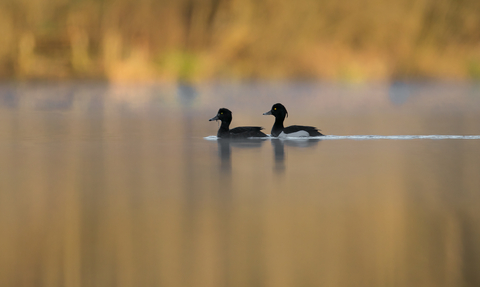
{"left": 272, "top": 138, "right": 321, "bottom": 173}
{"left": 2, "top": 82, "right": 480, "bottom": 287}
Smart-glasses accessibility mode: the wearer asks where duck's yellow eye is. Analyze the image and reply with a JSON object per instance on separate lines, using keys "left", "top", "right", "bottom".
{"left": 220, "top": 112, "right": 223, "bottom": 115}
{"left": 274, "top": 108, "right": 276, "bottom": 110}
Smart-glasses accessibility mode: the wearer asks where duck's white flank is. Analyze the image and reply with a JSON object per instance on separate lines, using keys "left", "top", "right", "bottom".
{"left": 278, "top": 130, "right": 310, "bottom": 138}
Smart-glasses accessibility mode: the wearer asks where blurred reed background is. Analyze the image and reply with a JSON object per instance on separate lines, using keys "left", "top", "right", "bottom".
{"left": 0, "top": 0, "right": 480, "bottom": 81}
{"left": 2, "top": 1, "right": 480, "bottom": 286}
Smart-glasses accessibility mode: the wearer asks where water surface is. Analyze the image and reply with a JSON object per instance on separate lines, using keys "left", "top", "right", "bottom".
{"left": 1, "top": 82, "right": 480, "bottom": 287}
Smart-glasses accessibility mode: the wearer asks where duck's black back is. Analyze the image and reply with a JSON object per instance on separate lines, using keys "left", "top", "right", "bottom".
{"left": 230, "top": 126, "right": 267, "bottom": 138}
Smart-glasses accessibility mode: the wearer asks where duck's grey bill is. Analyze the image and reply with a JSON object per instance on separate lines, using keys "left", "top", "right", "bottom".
{"left": 209, "top": 115, "right": 219, "bottom": 121}
{"left": 263, "top": 110, "right": 272, "bottom": 115}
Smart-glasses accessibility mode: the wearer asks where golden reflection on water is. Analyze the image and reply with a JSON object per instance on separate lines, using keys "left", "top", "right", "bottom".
{"left": 1, "top": 83, "right": 480, "bottom": 287}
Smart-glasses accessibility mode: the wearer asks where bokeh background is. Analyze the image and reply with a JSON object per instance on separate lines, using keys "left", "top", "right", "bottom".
{"left": 1, "top": 0, "right": 480, "bottom": 82}
{"left": 2, "top": 2, "right": 480, "bottom": 287}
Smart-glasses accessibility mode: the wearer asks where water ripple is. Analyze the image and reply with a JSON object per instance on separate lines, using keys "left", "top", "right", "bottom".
{"left": 322, "top": 135, "right": 480, "bottom": 140}
{"left": 204, "top": 135, "right": 480, "bottom": 140}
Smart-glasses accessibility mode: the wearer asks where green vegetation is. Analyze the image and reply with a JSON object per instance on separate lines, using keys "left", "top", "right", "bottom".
{"left": 0, "top": 0, "right": 479, "bottom": 81}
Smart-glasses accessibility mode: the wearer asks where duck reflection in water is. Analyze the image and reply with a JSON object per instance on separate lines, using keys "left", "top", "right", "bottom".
{"left": 216, "top": 138, "right": 266, "bottom": 174}
{"left": 271, "top": 138, "right": 322, "bottom": 173}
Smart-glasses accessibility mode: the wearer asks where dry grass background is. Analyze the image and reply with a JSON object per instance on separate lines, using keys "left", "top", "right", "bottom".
{"left": 0, "top": 0, "right": 480, "bottom": 81}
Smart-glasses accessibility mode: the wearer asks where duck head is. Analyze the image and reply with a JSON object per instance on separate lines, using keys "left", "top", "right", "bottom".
{"left": 209, "top": 108, "right": 233, "bottom": 123}
{"left": 263, "top": 103, "right": 288, "bottom": 118}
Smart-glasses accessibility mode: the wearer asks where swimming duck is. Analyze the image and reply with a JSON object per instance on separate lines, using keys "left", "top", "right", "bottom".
{"left": 263, "top": 103, "right": 324, "bottom": 137}
{"left": 209, "top": 108, "right": 267, "bottom": 138}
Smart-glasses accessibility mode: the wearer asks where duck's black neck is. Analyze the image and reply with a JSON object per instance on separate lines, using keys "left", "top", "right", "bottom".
{"left": 217, "top": 119, "right": 231, "bottom": 137}
{"left": 274, "top": 115, "right": 285, "bottom": 128}
{"left": 271, "top": 115, "right": 285, "bottom": 136}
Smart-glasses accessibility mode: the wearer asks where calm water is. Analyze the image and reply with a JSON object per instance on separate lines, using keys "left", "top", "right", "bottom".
{"left": 1, "top": 82, "right": 480, "bottom": 287}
